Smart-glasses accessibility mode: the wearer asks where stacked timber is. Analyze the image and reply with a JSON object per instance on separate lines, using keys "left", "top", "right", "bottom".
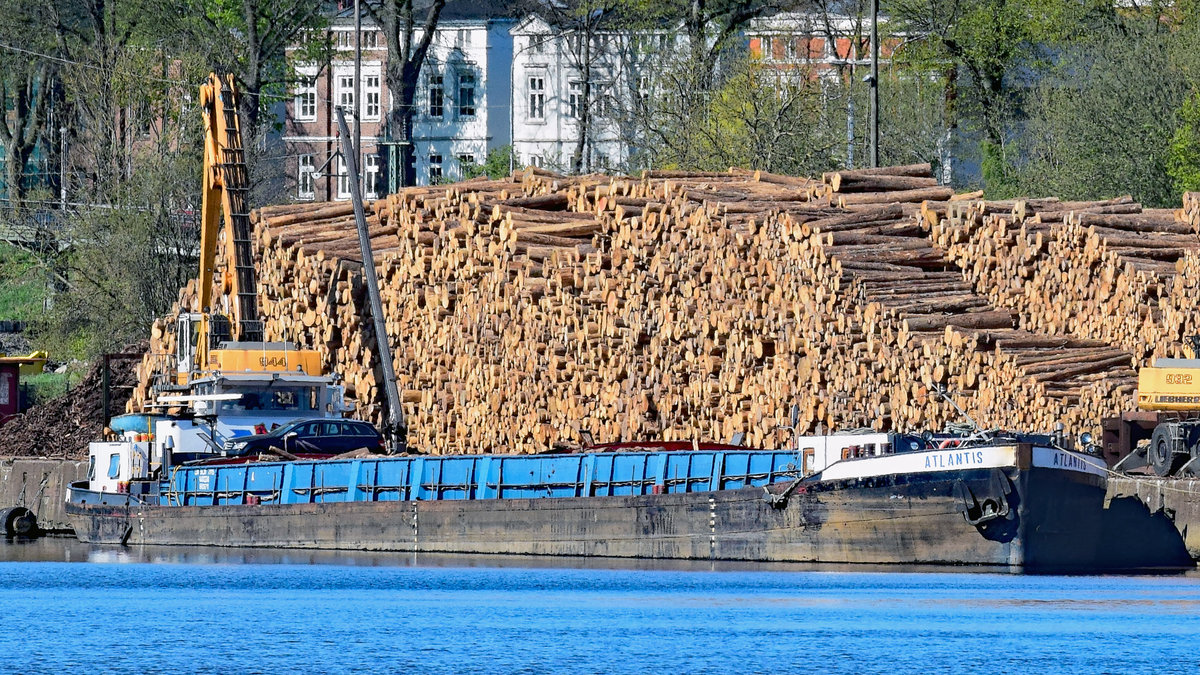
{"left": 926, "top": 197, "right": 1200, "bottom": 362}
{"left": 128, "top": 165, "right": 1155, "bottom": 453}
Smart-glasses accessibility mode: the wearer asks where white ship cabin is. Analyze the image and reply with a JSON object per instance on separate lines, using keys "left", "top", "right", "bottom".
{"left": 792, "top": 429, "right": 897, "bottom": 473}
{"left": 792, "top": 432, "right": 909, "bottom": 475}
{"left": 87, "top": 438, "right": 151, "bottom": 494}
{"left": 86, "top": 372, "right": 354, "bottom": 493}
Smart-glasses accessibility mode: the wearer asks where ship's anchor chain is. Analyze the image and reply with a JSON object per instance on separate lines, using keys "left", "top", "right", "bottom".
{"left": 953, "top": 470, "right": 1012, "bottom": 526}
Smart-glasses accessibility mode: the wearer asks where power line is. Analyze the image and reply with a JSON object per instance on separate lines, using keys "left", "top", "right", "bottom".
{"left": 0, "top": 42, "right": 203, "bottom": 89}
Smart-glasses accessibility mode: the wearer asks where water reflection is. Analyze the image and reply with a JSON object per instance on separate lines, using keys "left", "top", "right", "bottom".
{"left": 4, "top": 537, "right": 1199, "bottom": 578}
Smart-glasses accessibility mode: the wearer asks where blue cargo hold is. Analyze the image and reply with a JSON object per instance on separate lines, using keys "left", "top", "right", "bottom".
{"left": 166, "top": 450, "right": 804, "bottom": 506}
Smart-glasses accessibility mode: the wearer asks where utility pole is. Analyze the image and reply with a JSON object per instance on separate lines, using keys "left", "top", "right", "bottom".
{"left": 337, "top": 108, "right": 405, "bottom": 451}
{"left": 869, "top": 0, "right": 880, "bottom": 168}
{"left": 354, "top": 0, "right": 362, "bottom": 182}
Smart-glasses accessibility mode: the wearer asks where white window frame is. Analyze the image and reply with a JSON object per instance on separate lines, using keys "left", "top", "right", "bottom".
{"left": 363, "top": 153, "right": 380, "bottom": 199}
{"left": 363, "top": 68, "right": 381, "bottom": 121}
{"left": 458, "top": 71, "right": 476, "bottom": 117}
{"left": 429, "top": 74, "right": 444, "bottom": 118}
{"left": 293, "top": 66, "right": 317, "bottom": 122}
{"left": 429, "top": 153, "right": 443, "bottom": 183}
{"left": 528, "top": 75, "right": 545, "bottom": 121}
{"left": 335, "top": 69, "right": 355, "bottom": 116}
{"left": 297, "top": 154, "right": 315, "bottom": 200}
{"left": 336, "top": 155, "right": 350, "bottom": 200}
{"left": 568, "top": 81, "right": 583, "bottom": 119}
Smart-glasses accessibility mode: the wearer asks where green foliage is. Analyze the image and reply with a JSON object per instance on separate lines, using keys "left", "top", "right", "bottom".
{"left": 39, "top": 152, "right": 200, "bottom": 360}
{"left": 643, "top": 57, "right": 839, "bottom": 175}
{"left": 20, "top": 371, "right": 72, "bottom": 406}
{"left": 1010, "top": 24, "right": 1188, "bottom": 205}
{"left": 980, "top": 141, "right": 1019, "bottom": 200}
{"left": 462, "top": 146, "right": 515, "bottom": 180}
{"left": 1168, "top": 93, "right": 1200, "bottom": 195}
{"left": 0, "top": 244, "right": 47, "bottom": 321}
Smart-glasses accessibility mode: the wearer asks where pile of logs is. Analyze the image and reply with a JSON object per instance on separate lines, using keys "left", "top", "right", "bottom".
{"left": 128, "top": 164, "right": 1192, "bottom": 454}
{"left": 925, "top": 195, "right": 1200, "bottom": 363}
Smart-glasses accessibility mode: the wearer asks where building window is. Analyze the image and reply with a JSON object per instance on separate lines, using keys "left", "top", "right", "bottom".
{"left": 568, "top": 81, "right": 583, "bottom": 118}
{"left": 532, "top": 36, "right": 545, "bottom": 53}
{"left": 336, "top": 155, "right": 350, "bottom": 200}
{"left": 336, "top": 30, "right": 377, "bottom": 49}
{"left": 785, "top": 37, "right": 800, "bottom": 60}
{"left": 529, "top": 155, "right": 543, "bottom": 168}
{"left": 636, "top": 76, "right": 650, "bottom": 108}
{"left": 294, "top": 73, "right": 316, "bottom": 121}
{"left": 456, "top": 73, "right": 475, "bottom": 117}
{"left": 298, "top": 154, "right": 315, "bottom": 200}
{"left": 429, "top": 75, "right": 444, "bottom": 118}
{"left": 363, "top": 73, "right": 381, "bottom": 121}
{"left": 336, "top": 73, "right": 355, "bottom": 115}
{"left": 363, "top": 153, "right": 380, "bottom": 199}
{"left": 429, "top": 153, "right": 443, "bottom": 183}
{"left": 760, "top": 36, "right": 773, "bottom": 60}
{"left": 458, "top": 153, "right": 476, "bottom": 168}
{"left": 528, "top": 76, "right": 545, "bottom": 120}
{"left": 458, "top": 72, "right": 476, "bottom": 117}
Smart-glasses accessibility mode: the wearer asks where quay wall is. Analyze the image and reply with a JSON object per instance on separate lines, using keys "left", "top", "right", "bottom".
{"left": 0, "top": 457, "right": 86, "bottom": 532}
{"left": 1108, "top": 477, "right": 1200, "bottom": 560}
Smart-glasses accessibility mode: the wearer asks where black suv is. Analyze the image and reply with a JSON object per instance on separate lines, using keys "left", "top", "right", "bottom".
{"left": 226, "top": 419, "right": 385, "bottom": 458}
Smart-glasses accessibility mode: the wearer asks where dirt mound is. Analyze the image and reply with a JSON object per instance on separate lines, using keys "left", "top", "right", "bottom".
{"left": 2, "top": 343, "right": 145, "bottom": 459}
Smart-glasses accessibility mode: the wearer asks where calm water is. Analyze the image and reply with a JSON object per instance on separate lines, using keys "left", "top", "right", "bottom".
{"left": 2, "top": 539, "right": 1199, "bottom": 674}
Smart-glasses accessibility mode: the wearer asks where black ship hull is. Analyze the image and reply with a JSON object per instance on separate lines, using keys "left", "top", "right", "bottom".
{"left": 65, "top": 462, "right": 1191, "bottom": 572}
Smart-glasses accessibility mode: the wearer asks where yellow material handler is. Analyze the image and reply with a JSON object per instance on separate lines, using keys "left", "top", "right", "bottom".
{"left": 1105, "top": 340, "right": 1200, "bottom": 476}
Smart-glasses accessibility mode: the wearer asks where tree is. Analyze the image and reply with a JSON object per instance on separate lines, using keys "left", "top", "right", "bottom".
{"left": 1012, "top": 23, "right": 1189, "bottom": 206}
{"left": 673, "top": 0, "right": 790, "bottom": 91}
{"left": 1169, "top": 93, "right": 1200, "bottom": 196}
{"left": 887, "top": 0, "right": 1118, "bottom": 189}
{"left": 366, "top": 0, "right": 447, "bottom": 188}
{"left": 173, "top": 0, "right": 328, "bottom": 147}
{"left": 0, "top": 63, "right": 53, "bottom": 206}
{"left": 40, "top": 151, "right": 202, "bottom": 358}
{"left": 462, "top": 145, "right": 513, "bottom": 180}
{"left": 0, "top": 0, "right": 57, "bottom": 206}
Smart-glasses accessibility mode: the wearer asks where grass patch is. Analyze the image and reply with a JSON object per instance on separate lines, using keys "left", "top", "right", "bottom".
{"left": 0, "top": 243, "right": 47, "bottom": 321}
{"left": 20, "top": 372, "right": 71, "bottom": 405}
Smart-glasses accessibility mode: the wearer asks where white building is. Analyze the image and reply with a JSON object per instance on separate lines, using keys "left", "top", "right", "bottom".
{"left": 508, "top": 14, "right": 683, "bottom": 174}
{"left": 282, "top": 2, "right": 514, "bottom": 197}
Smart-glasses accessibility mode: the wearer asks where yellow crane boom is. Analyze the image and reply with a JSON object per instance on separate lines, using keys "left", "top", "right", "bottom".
{"left": 198, "top": 73, "right": 260, "bottom": 343}
{"left": 158, "top": 73, "right": 322, "bottom": 391}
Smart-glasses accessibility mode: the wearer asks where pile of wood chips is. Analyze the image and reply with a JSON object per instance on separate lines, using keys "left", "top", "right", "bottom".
{"left": 126, "top": 166, "right": 1200, "bottom": 454}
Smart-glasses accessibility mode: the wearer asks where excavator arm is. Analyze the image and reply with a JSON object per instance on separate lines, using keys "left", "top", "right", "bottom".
{"left": 154, "top": 73, "right": 322, "bottom": 394}
{"left": 198, "top": 73, "right": 262, "bottom": 349}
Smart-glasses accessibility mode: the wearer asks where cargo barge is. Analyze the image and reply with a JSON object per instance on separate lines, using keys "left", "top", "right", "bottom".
{"left": 65, "top": 431, "right": 1193, "bottom": 572}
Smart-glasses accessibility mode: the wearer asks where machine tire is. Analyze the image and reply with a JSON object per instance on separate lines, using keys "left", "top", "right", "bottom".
{"left": 1150, "top": 425, "right": 1187, "bottom": 477}
{"left": 1, "top": 507, "right": 38, "bottom": 539}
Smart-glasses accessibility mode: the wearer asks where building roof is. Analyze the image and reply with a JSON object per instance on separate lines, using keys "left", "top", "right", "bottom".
{"left": 334, "top": 0, "right": 516, "bottom": 23}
